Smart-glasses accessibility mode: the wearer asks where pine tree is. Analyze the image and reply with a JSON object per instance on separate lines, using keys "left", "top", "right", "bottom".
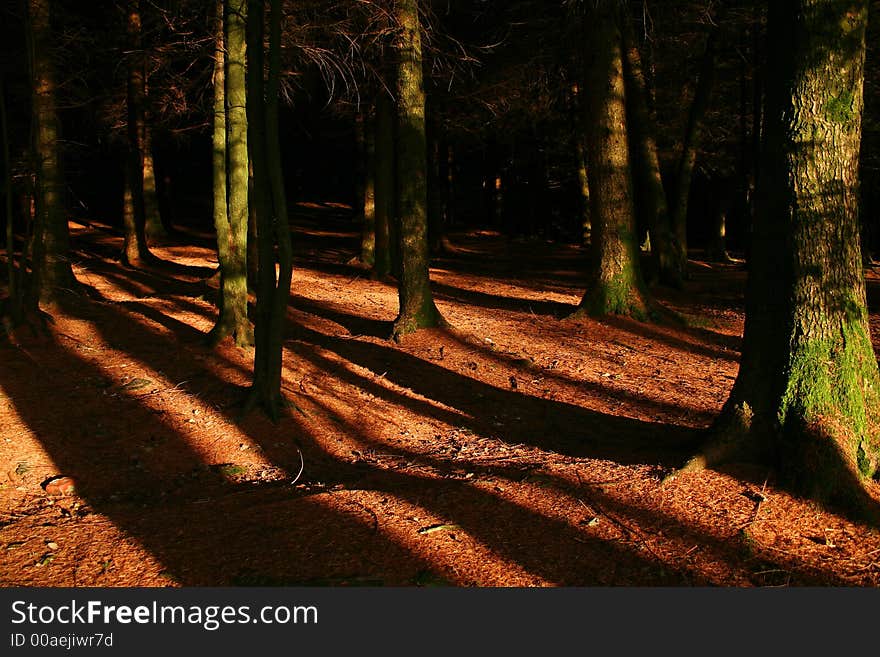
{"left": 27, "top": 0, "right": 77, "bottom": 307}
{"left": 209, "top": 0, "right": 254, "bottom": 348}
{"left": 391, "top": 0, "right": 444, "bottom": 338}
{"left": 572, "top": 2, "right": 652, "bottom": 319}
{"left": 680, "top": 0, "right": 880, "bottom": 515}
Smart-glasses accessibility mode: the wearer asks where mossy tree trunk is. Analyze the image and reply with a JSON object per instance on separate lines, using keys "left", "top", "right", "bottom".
{"left": 685, "top": 0, "right": 880, "bottom": 515}
{"left": 573, "top": 2, "right": 651, "bottom": 320}
{"left": 621, "top": 11, "right": 683, "bottom": 288}
{"left": 27, "top": 0, "right": 77, "bottom": 308}
{"left": 209, "top": 0, "right": 253, "bottom": 348}
{"left": 373, "top": 91, "right": 394, "bottom": 280}
{"left": 391, "top": 0, "right": 444, "bottom": 338}
{"left": 246, "top": 0, "right": 293, "bottom": 420}
{"left": 121, "top": 0, "right": 154, "bottom": 267}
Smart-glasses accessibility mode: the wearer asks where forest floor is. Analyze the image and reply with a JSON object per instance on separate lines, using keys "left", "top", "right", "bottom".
{"left": 3, "top": 204, "right": 880, "bottom": 586}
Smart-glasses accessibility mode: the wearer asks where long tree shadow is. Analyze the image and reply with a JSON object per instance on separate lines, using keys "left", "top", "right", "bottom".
{"left": 3, "top": 271, "right": 863, "bottom": 584}
{"left": 0, "top": 313, "right": 438, "bottom": 586}
{"left": 0, "top": 298, "right": 705, "bottom": 586}
{"left": 89, "top": 299, "right": 848, "bottom": 584}
{"left": 298, "top": 393, "right": 850, "bottom": 586}
{"left": 292, "top": 300, "right": 717, "bottom": 425}
{"left": 432, "top": 281, "right": 572, "bottom": 318}
{"left": 289, "top": 326, "right": 704, "bottom": 465}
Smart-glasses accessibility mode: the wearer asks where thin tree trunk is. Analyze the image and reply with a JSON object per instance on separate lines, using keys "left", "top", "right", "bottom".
{"left": 391, "top": 0, "right": 444, "bottom": 338}
{"left": 2, "top": 77, "right": 19, "bottom": 322}
{"left": 142, "top": 121, "right": 166, "bottom": 238}
{"left": 208, "top": 0, "right": 229, "bottom": 340}
{"left": 683, "top": 0, "right": 880, "bottom": 516}
{"left": 707, "top": 192, "right": 731, "bottom": 264}
{"left": 621, "top": 10, "right": 682, "bottom": 287}
{"left": 669, "top": 27, "right": 718, "bottom": 280}
{"left": 353, "top": 109, "right": 367, "bottom": 225}
{"left": 247, "top": 0, "right": 293, "bottom": 420}
{"left": 121, "top": 0, "right": 153, "bottom": 266}
{"left": 360, "top": 107, "right": 376, "bottom": 266}
{"left": 573, "top": 2, "right": 652, "bottom": 319}
{"left": 210, "top": 0, "right": 253, "bottom": 347}
{"left": 569, "top": 84, "right": 591, "bottom": 245}
{"left": 27, "top": 0, "right": 76, "bottom": 307}
{"left": 373, "top": 92, "right": 394, "bottom": 280}
{"left": 247, "top": 159, "right": 258, "bottom": 288}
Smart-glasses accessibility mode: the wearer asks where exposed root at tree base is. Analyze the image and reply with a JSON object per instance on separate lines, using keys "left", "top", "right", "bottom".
{"left": 391, "top": 310, "right": 448, "bottom": 342}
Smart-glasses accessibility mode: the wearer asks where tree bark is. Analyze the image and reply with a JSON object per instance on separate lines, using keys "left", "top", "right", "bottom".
{"left": 684, "top": 0, "right": 880, "bottom": 516}
{"left": 669, "top": 27, "right": 718, "bottom": 280}
{"left": 1, "top": 76, "right": 19, "bottom": 322}
{"left": 621, "top": 11, "right": 683, "bottom": 287}
{"left": 121, "top": 0, "right": 153, "bottom": 267}
{"left": 359, "top": 107, "right": 376, "bottom": 266}
{"left": 391, "top": 0, "right": 444, "bottom": 338}
{"left": 209, "top": 0, "right": 253, "bottom": 348}
{"left": 573, "top": 2, "right": 652, "bottom": 320}
{"left": 247, "top": 0, "right": 293, "bottom": 420}
{"left": 373, "top": 91, "right": 394, "bottom": 280}
{"left": 28, "top": 0, "right": 77, "bottom": 307}
{"left": 142, "top": 121, "right": 166, "bottom": 238}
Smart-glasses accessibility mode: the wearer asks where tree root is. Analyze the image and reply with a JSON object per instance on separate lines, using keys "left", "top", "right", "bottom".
{"left": 663, "top": 402, "right": 760, "bottom": 484}
{"left": 390, "top": 307, "right": 448, "bottom": 341}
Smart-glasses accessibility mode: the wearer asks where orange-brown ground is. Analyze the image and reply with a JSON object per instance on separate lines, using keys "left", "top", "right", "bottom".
{"left": 3, "top": 205, "right": 880, "bottom": 587}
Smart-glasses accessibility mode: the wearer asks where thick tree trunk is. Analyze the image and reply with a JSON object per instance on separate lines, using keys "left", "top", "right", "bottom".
{"left": 621, "top": 12, "right": 682, "bottom": 287}
{"left": 373, "top": 92, "right": 394, "bottom": 280}
{"left": 685, "top": 0, "right": 880, "bottom": 515}
{"left": 209, "top": 0, "right": 253, "bottom": 348}
{"left": 391, "top": 0, "right": 444, "bottom": 338}
{"left": 28, "top": 0, "right": 76, "bottom": 307}
{"left": 573, "top": 3, "right": 652, "bottom": 320}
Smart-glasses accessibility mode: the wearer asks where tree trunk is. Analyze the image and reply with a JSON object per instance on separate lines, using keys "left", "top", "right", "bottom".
{"left": 570, "top": 88, "right": 591, "bottom": 245}
{"left": 391, "top": 0, "right": 444, "bottom": 338}
{"left": 247, "top": 0, "right": 293, "bottom": 420}
{"left": 373, "top": 91, "right": 394, "bottom": 280}
{"left": 142, "top": 121, "right": 166, "bottom": 238}
{"left": 209, "top": 0, "right": 253, "bottom": 348}
{"left": 573, "top": 3, "right": 652, "bottom": 320}
{"left": 2, "top": 77, "right": 20, "bottom": 323}
{"left": 28, "top": 0, "right": 76, "bottom": 307}
{"left": 360, "top": 107, "right": 376, "bottom": 266}
{"left": 669, "top": 27, "right": 718, "bottom": 280}
{"left": 621, "top": 11, "right": 683, "bottom": 287}
{"left": 247, "top": 159, "right": 258, "bottom": 288}
{"left": 121, "top": 0, "right": 153, "bottom": 267}
{"left": 685, "top": 0, "right": 880, "bottom": 516}
{"left": 707, "top": 180, "right": 732, "bottom": 264}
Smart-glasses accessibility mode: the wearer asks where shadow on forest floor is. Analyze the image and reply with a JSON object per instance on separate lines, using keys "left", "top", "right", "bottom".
{"left": 2, "top": 209, "right": 880, "bottom": 587}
